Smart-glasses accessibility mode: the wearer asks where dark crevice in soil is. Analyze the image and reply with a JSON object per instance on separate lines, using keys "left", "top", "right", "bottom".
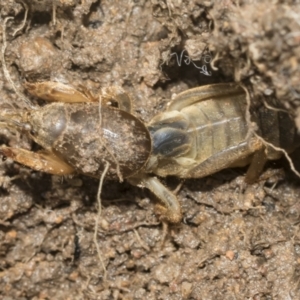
{"left": 31, "top": 11, "right": 51, "bottom": 25}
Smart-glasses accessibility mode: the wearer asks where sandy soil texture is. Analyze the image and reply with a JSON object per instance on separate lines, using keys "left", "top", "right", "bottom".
{"left": 1, "top": 1, "right": 300, "bottom": 299}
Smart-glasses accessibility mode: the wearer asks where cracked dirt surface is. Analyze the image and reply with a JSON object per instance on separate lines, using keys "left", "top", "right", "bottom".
{"left": 1, "top": 1, "right": 300, "bottom": 299}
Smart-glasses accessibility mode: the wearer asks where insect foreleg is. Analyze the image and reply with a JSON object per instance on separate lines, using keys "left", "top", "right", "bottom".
{"left": 0, "top": 146, "right": 75, "bottom": 175}
{"left": 129, "top": 175, "right": 182, "bottom": 223}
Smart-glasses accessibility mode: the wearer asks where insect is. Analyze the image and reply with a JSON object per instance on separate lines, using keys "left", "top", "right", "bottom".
{"left": 0, "top": 82, "right": 299, "bottom": 223}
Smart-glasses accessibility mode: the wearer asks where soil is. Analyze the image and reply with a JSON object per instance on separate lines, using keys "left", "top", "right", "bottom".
{"left": 0, "top": 0, "right": 300, "bottom": 299}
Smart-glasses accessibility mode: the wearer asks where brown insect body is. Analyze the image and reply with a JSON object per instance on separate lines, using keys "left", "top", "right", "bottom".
{"left": 28, "top": 102, "right": 151, "bottom": 179}
{"left": 146, "top": 83, "right": 299, "bottom": 181}
{"left": 251, "top": 105, "right": 300, "bottom": 158}
{"left": 1, "top": 82, "right": 299, "bottom": 223}
{"left": 147, "top": 84, "right": 250, "bottom": 178}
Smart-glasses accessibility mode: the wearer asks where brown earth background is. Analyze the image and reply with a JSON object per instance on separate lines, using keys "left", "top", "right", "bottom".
{"left": 1, "top": 1, "right": 300, "bottom": 299}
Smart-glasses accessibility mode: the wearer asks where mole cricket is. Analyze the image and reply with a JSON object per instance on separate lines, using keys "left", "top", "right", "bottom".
{"left": 0, "top": 82, "right": 299, "bottom": 223}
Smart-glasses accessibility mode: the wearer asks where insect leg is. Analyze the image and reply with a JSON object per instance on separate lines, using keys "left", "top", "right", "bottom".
{"left": 168, "top": 83, "right": 244, "bottom": 111}
{"left": 129, "top": 175, "right": 182, "bottom": 223}
{"left": 244, "top": 147, "right": 268, "bottom": 183}
{"left": 187, "top": 138, "right": 263, "bottom": 178}
{"left": 0, "top": 146, "right": 75, "bottom": 175}
{"left": 24, "top": 81, "right": 94, "bottom": 103}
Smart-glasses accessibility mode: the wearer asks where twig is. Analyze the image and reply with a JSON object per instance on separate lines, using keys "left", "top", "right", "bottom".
{"left": 133, "top": 229, "right": 150, "bottom": 251}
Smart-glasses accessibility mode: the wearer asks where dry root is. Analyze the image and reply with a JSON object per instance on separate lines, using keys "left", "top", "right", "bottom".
{"left": 93, "top": 160, "right": 110, "bottom": 281}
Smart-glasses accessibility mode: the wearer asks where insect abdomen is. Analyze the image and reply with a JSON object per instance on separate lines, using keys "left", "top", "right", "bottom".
{"left": 147, "top": 91, "right": 251, "bottom": 178}
{"left": 254, "top": 107, "right": 300, "bottom": 159}
{"left": 185, "top": 95, "right": 248, "bottom": 164}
